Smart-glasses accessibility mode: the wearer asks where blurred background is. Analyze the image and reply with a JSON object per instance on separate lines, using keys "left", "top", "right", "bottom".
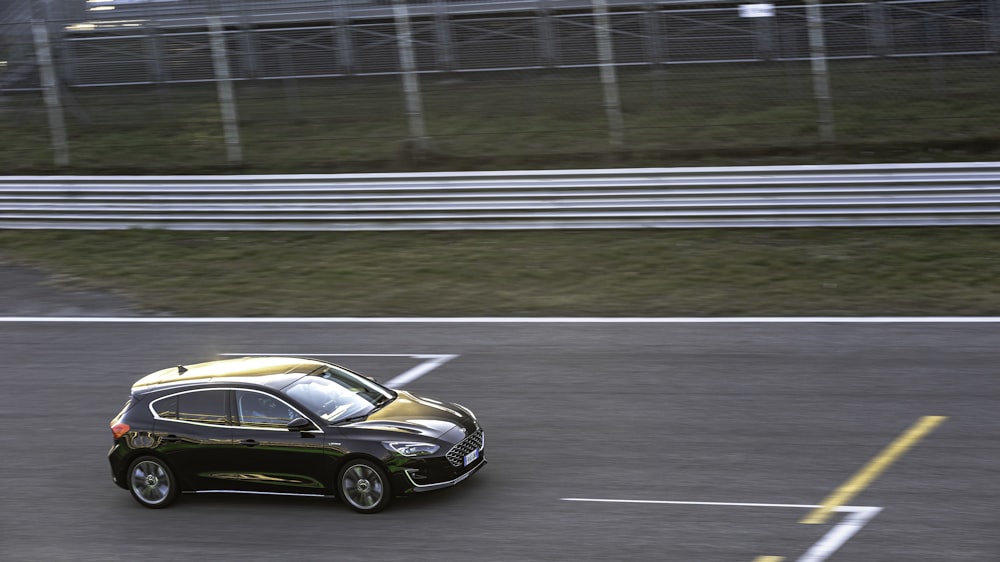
{"left": 1, "top": 0, "right": 999, "bottom": 173}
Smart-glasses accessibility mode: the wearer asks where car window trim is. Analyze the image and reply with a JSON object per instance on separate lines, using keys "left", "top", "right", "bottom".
{"left": 148, "top": 387, "right": 232, "bottom": 428}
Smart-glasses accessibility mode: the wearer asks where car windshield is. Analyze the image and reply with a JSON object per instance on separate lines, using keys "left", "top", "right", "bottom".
{"left": 283, "top": 365, "right": 395, "bottom": 424}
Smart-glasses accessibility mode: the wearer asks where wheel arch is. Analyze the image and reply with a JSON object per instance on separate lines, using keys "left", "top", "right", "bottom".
{"left": 119, "top": 450, "right": 188, "bottom": 492}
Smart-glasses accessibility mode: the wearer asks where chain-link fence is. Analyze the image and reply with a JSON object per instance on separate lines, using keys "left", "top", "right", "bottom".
{"left": 2, "top": 0, "right": 999, "bottom": 171}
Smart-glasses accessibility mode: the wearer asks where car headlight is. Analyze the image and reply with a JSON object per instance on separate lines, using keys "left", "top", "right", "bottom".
{"left": 383, "top": 441, "right": 440, "bottom": 457}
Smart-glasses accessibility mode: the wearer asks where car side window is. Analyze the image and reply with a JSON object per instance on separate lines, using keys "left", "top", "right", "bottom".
{"left": 152, "top": 395, "right": 179, "bottom": 419}
{"left": 152, "top": 390, "right": 228, "bottom": 426}
{"left": 235, "top": 390, "right": 300, "bottom": 429}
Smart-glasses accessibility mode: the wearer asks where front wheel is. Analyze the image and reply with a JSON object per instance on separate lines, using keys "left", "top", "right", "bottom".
{"left": 127, "top": 456, "right": 178, "bottom": 509}
{"left": 338, "top": 459, "right": 391, "bottom": 513}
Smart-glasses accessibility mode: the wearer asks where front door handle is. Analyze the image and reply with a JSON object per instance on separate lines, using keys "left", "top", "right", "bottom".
{"left": 239, "top": 439, "right": 259, "bottom": 447}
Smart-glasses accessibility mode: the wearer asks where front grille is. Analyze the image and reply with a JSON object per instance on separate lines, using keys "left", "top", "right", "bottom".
{"left": 446, "top": 429, "right": 484, "bottom": 467}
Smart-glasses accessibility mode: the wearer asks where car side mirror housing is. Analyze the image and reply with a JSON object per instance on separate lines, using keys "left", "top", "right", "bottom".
{"left": 287, "top": 417, "right": 317, "bottom": 432}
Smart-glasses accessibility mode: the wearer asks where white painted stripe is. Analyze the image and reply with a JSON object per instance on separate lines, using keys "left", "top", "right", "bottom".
{"left": 2, "top": 316, "right": 1000, "bottom": 323}
{"left": 797, "top": 506, "right": 882, "bottom": 562}
{"left": 220, "top": 353, "right": 441, "bottom": 357}
{"left": 561, "top": 498, "right": 823, "bottom": 508}
{"left": 562, "top": 499, "right": 881, "bottom": 562}
{"left": 219, "top": 352, "right": 457, "bottom": 388}
{"left": 384, "top": 354, "right": 458, "bottom": 388}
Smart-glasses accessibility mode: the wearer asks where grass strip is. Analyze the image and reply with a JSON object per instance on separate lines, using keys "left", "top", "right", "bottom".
{"left": 3, "top": 59, "right": 1000, "bottom": 173}
{"left": 0, "top": 227, "right": 997, "bottom": 317}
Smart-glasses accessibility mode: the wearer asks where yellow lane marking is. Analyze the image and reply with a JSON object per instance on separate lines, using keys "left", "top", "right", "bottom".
{"left": 800, "top": 415, "right": 947, "bottom": 524}
{"left": 752, "top": 556, "right": 785, "bottom": 562}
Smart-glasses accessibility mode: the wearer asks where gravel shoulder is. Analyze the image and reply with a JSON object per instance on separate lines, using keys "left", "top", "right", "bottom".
{"left": 0, "top": 259, "right": 139, "bottom": 317}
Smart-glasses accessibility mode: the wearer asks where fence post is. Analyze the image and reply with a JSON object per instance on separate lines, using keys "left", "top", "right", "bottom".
{"left": 805, "top": 0, "right": 835, "bottom": 143}
{"left": 333, "top": 0, "right": 355, "bottom": 74}
{"left": 147, "top": 22, "right": 167, "bottom": 83}
{"left": 392, "top": 0, "right": 430, "bottom": 154}
{"left": 642, "top": 2, "right": 665, "bottom": 69}
{"left": 989, "top": 0, "right": 1000, "bottom": 53}
{"left": 238, "top": 0, "right": 258, "bottom": 79}
{"left": 433, "top": 0, "right": 455, "bottom": 72}
{"left": 752, "top": 13, "right": 776, "bottom": 61}
{"left": 593, "top": 0, "right": 625, "bottom": 148}
{"left": 537, "top": 0, "right": 559, "bottom": 69}
{"left": 31, "top": 19, "right": 69, "bottom": 167}
{"left": 208, "top": 16, "right": 244, "bottom": 166}
{"left": 867, "top": 0, "right": 889, "bottom": 57}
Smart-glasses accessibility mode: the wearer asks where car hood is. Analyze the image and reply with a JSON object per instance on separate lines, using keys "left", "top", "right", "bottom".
{"left": 342, "top": 390, "right": 477, "bottom": 440}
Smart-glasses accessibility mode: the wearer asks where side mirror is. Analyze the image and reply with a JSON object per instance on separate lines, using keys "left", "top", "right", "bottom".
{"left": 286, "top": 417, "right": 317, "bottom": 432}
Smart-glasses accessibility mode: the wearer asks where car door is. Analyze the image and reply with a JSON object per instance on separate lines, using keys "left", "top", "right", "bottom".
{"left": 228, "top": 389, "right": 329, "bottom": 493}
{"left": 149, "top": 388, "right": 237, "bottom": 490}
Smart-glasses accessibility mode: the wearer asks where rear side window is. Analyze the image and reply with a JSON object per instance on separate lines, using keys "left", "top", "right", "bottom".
{"left": 152, "top": 390, "right": 229, "bottom": 426}
{"left": 152, "top": 396, "right": 178, "bottom": 419}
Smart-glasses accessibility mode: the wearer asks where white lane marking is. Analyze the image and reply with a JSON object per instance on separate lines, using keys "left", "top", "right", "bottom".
{"left": 562, "top": 498, "right": 823, "bottom": 508}
{"left": 384, "top": 354, "right": 458, "bottom": 388}
{"left": 561, "top": 498, "right": 881, "bottom": 562}
{"left": 2, "top": 316, "right": 1000, "bottom": 323}
{"left": 798, "top": 506, "right": 882, "bottom": 562}
{"left": 219, "top": 352, "right": 457, "bottom": 388}
{"left": 221, "top": 353, "right": 444, "bottom": 357}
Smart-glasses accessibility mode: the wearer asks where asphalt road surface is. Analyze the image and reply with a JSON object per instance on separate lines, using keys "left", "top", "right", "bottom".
{"left": 0, "top": 318, "right": 997, "bottom": 562}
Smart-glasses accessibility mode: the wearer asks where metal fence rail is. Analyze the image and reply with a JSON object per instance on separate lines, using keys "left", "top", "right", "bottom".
{"left": 12, "top": 0, "right": 997, "bottom": 88}
{"left": 2, "top": 162, "right": 1000, "bottom": 230}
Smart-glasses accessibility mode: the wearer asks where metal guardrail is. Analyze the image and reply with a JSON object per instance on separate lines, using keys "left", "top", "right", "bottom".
{"left": 2, "top": 162, "right": 1000, "bottom": 230}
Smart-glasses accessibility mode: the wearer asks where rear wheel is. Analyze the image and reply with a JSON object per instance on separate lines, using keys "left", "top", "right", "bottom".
{"left": 127, "top": 456, "right": 178, "bottom": 509}
{"left": 338, "top": 459, "right": 391, "bottom": 513}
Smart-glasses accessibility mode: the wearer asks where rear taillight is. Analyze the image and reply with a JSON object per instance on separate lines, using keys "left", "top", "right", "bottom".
{"left": 111, "top": 422, "right": 130, "bottom": 439}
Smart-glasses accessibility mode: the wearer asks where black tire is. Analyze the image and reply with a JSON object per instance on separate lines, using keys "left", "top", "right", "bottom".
{"left": 127, "top": 456, "right": 179, "bottom": 509}
{"left": 338, "top": 459, "right": 391, "bottom": 514}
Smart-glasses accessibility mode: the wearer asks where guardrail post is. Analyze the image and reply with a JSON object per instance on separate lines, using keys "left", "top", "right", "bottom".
{"left": 392, "top": 0, "right": 430, "bottom": 155}
{"left": 593, "top": 0, "right": 625, "bottom": 148}
{"left": 208, "top": 16, "right": 244, "bottom": 166}
{"left": 805, "top": 0, "right": 835, "bottom": 143}
{"left": 31, "top": 19, "right": 69, "bottom": 167}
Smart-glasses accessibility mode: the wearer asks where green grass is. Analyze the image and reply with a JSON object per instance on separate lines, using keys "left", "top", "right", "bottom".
{"left": 2, "top": 58, "right": 1000, "bottom": 174}
{"left": 2, "top": 58, "right": 999, "bottom": 317}
{"left": 1, "top": 228, "right": 998, "bottom": 317}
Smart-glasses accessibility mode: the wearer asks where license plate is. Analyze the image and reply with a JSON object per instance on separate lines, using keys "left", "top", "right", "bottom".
{"left": 463, "top": 448, "right": 479, "bottom": 466}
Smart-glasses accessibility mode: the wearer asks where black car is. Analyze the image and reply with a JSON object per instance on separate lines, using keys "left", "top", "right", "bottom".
{"left": 108, "top": 356, "right": 485, "bottom": 513}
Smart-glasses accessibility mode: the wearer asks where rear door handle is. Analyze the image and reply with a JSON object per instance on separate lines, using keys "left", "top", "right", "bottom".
{"left": 239, "top": 439, "right": 259, "bottom": 447}
{"left": 161, "top": 435, "right": 181, "bottom": 443}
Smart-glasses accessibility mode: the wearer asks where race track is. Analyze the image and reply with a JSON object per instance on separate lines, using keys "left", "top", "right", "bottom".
{"left": 0, "top": 320, "right": 997, "bottom": 561}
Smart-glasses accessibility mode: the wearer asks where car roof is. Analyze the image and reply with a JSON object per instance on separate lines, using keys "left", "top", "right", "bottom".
{"left": 131, "top": 356, "right": 326, "bottom": 393}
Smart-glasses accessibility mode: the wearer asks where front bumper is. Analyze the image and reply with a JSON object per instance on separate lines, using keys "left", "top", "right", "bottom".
{"left": 389, "top": 433, "right": 486, "bottom": 495}
{"left": 405, "top": 455, "right": 486, "bottom": 492}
